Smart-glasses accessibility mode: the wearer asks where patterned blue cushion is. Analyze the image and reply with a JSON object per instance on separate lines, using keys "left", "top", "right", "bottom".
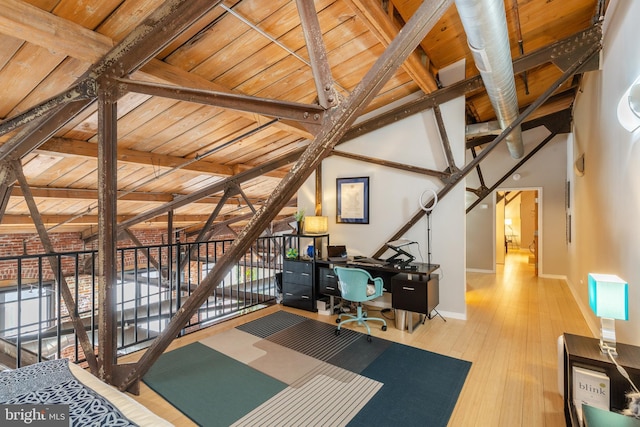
{"left": 0, "top": 359, "right": 137, "bottom": 426}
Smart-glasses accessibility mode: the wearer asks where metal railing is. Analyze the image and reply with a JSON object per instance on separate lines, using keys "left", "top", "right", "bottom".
{"left": 0, "top": 236, "right": 283, "bottom": 368}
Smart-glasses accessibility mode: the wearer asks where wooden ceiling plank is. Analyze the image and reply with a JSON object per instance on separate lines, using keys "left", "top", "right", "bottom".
{"left": 148, "top": 113, "right": 255, "bottom": 157}
{"left": 0, "top": 45, "right": 67, "bottom": 118}
{"left": 344, "top": 0, "right": 438, "bottom": 93}
{"left": 0, "top": 34, "right": 24, "bottom": 71}
{"left": 193, "top": 2, "right": 303, "bottom": 84}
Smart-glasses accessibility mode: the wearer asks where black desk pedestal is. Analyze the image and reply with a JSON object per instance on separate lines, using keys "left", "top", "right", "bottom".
{"left": 391, "top": 273, "right": 439, "bottom": 332}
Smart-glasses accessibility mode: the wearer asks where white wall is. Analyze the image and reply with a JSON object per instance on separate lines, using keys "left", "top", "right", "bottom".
{"left": 465, "top": 128, "right": 569, "bottom": 275}
{"left": 569, "top": 0, "right": 640, "bottom": 345}
{"left": 299, "top": 97, "right": 468, "bottom": 319}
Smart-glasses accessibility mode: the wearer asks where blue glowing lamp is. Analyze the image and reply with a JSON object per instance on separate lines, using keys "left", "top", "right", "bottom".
{"left": 588, "top": 273, "right": 629, "bottom": 355}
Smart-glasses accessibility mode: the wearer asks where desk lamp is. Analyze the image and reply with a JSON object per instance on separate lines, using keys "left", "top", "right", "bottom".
{"left": 588, "top": 273, "right": 628, "bottom": 356}
{"left": 304, "top": 216, "right": 328, "bottom": 234}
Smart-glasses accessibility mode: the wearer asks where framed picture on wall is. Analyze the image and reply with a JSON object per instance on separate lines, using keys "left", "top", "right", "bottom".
{"left": 336, "top": 177, "right": 369, "bottom": 224}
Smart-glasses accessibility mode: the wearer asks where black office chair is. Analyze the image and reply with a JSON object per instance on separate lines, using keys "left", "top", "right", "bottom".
{"left": 333, "top": 266, "right": 387, "bottom": 341}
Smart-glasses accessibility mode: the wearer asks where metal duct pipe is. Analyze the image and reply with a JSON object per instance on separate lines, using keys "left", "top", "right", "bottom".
{"left": 455, "top": 0, "right": 524, "bottom": 159}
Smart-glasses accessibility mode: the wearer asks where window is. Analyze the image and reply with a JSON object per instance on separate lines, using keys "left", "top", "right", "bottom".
{"left": 0, "top": 283, "right": 54, "bottom": 338}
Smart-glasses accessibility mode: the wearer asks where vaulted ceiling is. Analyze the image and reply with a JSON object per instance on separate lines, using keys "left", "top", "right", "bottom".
{"left": 0, "top": 0, "right": 605, "bottom": 237}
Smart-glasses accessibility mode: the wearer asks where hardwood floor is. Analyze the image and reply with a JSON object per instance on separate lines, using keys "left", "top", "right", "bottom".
{"left": 120, "top": 250, "right": 592, "bottom": 426}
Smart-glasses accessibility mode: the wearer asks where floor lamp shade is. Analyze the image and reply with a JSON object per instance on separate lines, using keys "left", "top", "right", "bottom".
{"left": 304, "top": 216, "right": 328, "bottom": 234}
{"left": 588, "top": 273, "right": 628, "bottom": 355}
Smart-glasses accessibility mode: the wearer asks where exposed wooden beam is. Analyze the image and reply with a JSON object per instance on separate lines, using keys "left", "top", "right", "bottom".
{"left": 115, "top": 78, "right": 324, "bottom": 126}
{"left": 11, "top": 160, "right": 99, "bottom": 373}
{"left": 331, "top": 150, "right": 450, "bottom": 179}
{"left": 40, "top": 137, "right": 234, "bottom": 176}
{"left": 0, "top": 214, "right": 218, "bottom": 226}
{"left": 9, "top": 185, "right": 265, "bottom": 205}
{"left": 343, "top": 0, "right": 438, "bottom": 93}
{"left": 296, "top": 0, "right": 339, "bottom": 109}
{"left": 96, "top": 83, "right": 118, "bottom": 382}
{"left": 0, "top": 0, "right": 113, "bottom": 64}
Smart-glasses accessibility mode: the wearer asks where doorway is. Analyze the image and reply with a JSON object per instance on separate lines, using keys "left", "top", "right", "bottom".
{"left": 495, "top": 189, "right": 539, "bottom": 275}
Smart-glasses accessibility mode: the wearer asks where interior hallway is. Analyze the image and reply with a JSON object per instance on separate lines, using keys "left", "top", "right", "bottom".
{"left": 121, "top": 250, "right": 592, "bottom": 426}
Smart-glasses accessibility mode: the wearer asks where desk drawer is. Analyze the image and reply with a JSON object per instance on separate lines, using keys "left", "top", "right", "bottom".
{"left": 282, "top": 282, "right": 315, "bottom": 311}
{"left": 392, "top": 277, "right": 427, "bottom": 314}
{"left": 283, "top": 261, "right": 313, "bottom": 286}
{"left": 318, "top": 267, "right": 340, "bottom": 296}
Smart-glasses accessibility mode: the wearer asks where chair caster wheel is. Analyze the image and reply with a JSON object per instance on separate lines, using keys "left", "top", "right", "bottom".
{"left": 367, "top": 335, "right": 372, "bottom": 342}
{"left": 382, "top": 325, "right": 387, "bottom": 331}
{"left": 335, "top": 329, "right": 340, "bottom": 336}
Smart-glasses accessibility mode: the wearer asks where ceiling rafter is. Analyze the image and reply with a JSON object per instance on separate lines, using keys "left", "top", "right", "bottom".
{"left": 115, "top": 78, "right": 325, "bottom": 127}
{"left": 344, "top": 0, "right": 438, "bottom": 93}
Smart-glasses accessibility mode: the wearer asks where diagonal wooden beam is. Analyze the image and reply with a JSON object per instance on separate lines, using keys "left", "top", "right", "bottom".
{"left": 432, "top": 105, "right": 459, "bottom": 173}
{"left": 343, "top": 0, "right": 438, "bottom": 94}
{"left": 117, "top": 0, "right": 454, "bottom": 393}
{"left": 296, "top": 0, "right": 339, "bottom": 109}
{"left": 331, "top": 150, "right": 449, "bottom": 179}
{"left": 0, "top": 164, "right": 16, "bottom": 220}
{"left": 11, "top": 160, "right": 98, "bottom": 373}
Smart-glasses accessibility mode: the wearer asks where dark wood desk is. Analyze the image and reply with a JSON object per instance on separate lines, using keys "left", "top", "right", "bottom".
{"left": 315, "top": 259, "right": 440, "bottom": 330}
{"left": 316, "top": 259, "right": 439, "bottom": 288}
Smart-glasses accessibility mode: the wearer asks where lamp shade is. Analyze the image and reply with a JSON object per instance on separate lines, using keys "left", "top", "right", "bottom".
{"left": 588, "top": 273, "right": 629, "bottom": 320}
{"left": 304, "top": 216, "right": 328, "bottom": 234}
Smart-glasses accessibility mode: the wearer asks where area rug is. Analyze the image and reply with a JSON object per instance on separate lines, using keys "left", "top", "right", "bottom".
{"left": 144, "top": 311, "right": 471, "bottom": 426}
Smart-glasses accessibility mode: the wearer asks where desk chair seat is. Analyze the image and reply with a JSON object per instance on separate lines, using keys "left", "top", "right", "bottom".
{"left": 334, "top": 266, "right": 387, "bottom": 342}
